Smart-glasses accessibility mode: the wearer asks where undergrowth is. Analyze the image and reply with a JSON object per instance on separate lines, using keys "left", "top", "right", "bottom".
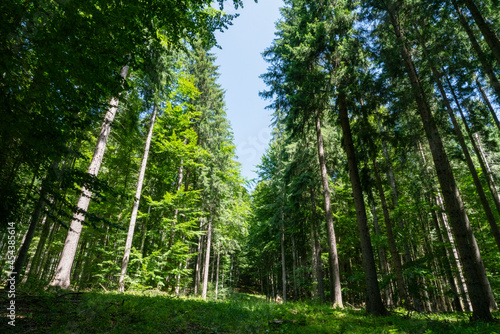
{"left": 1, "top": 290, "right": 499, "bottom": 333}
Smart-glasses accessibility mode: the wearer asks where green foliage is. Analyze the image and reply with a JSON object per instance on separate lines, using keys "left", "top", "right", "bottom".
{"left": 8, "top": 291, "right": 500, "bottom": 333}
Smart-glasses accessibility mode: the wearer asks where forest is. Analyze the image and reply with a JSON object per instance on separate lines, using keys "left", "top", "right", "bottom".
{"left": 1, "top": 0, "right": 500, "bottom": 332}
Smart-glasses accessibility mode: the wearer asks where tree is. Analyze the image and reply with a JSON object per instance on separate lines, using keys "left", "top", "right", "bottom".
{"left": 379, "top": 0, "right": 494, "bottom": 321}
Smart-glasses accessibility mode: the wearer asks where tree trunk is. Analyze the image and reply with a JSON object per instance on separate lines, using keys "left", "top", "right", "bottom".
{"left": 49, "top": 65, "right": 129, "bottom": 289}
{"left": 314, "top": 114, "right": 343, "bottom": 307}
{"left": 194, "top": 225, "right": 204, "bottom": 296}
{"left": 475, "top": 133, "right": 500, "bottom": 209}
{"left": 416, "top": 33, "right": 500, "bottom": 253}
{"left": 475, "top": 78, "right": 500, "bottom": 132}
{"left": 118, "top": 103, "right": 157, "bottom": 292}
{"left": 461, "top": 0, "right": 500, "bottom": 64}
{"left": 291, "top": 234, "right": 298, "bottom": 300}
{"left": 201, "top": 215, "right": 213, "bottom": 299}
{"left": 430, "top": 206, "right": 463, "bottom": 311}
{"left": 372, "top": 158, "right": 408, "bottom": 308}
{"left": 418, "top": 141, "right": 465, "bottom": 312}
{"left": 215, "top": 252, "right": 220, "bottom": 300}
{"left": 338, "top": 92, "right": 387, "bottom": 316}
{"left": 446, "top": 77, "right": 500, "bottom": 247}
{"left": 280, "top": 220, "right": 287, "bottom": 303}
{"left": 387, "top": 6, "right": 493, "bottom": 320}
{"left": 24, "top": 213, "right": 50, "bottom": 283}
{"left": 9, "top": 181, "right": 47, "bottom": 286}
{"left": 310, "top": 189, "right": 326, "bottom": 302}
{"left": 368, "top": 191, "right": 393, "bottom": 307}
{"left": 37, "top": 220, "right": 59, "bottom": 281}
{"left": 378, "top": 121, "right": 413, "bottom": 269}
{"left": 169, "top": 140, "right": 187, "bottom": 248}
{"left": 452, "top": 0, "right": 500, "bottom": 104}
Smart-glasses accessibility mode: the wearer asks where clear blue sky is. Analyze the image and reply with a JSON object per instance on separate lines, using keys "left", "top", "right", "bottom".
{"left": 211, "top": 0, "right": 284, "bottom": 185}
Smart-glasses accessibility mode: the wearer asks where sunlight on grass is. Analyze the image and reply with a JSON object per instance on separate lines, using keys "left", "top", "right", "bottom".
{"left": 6, "top": 291, "right": 500, "bottom": 333}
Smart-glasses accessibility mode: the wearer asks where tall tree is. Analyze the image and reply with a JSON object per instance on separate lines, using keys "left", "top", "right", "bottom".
{"left": 118, "top": 103, "right": 157, "bottom": 292}
{"left": 379, "top": 1, "right": 494, "bottom": 321}
{"left": 50, "top": 65, "right": 129, "bottom": 289}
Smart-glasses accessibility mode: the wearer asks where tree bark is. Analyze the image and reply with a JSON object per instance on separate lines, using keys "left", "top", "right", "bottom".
{"left": 378, "top": 121, "right": 413, "bottom": 267}
{"left": 430, "top": 206, "right": 463, "bottom": 311}
{"left": 201, "top": 215, "right": 213, "bottom": 299}
{"left": 310, "top": 189, "right": 326, "bottom": 302}
{"left": 280, "top": 220, "right": 287, "bottom": 302}
{"left": 194, "top": 225, "right": 204, "bottom": 296}
{"left": 338, "top": 92, "right": 387, "bottom": 316}
{"left": 372, "top": 158, "right": 408, "bottom": 308}
{"left": 368, "top": 191, "right": 393, "bottom": 307}
{"left": 24, "top": 213, "right": 50, "bottom": 283}
{"left": 49, "top": 65, "right": 129, "bottom": 289}
{"left": 452, "top": 0, "right": 500, "bottom": 104}
{"left": 118, "top": 103, "right": 157, "bottom": 292}
{"left": 461, "top": 0, "right": 500, "bottom": 64}
{"left": 474, "top": 133, "right": 500, "bottom": 217}
{"left": 417, "top": 142, "right": 465, "bottom": 311}
{"left": 475, "top": 78, "right": 500, "bottom": 132}
{"left": 445, "top": 76, "right": 500, "bottom": 249}
{"left": 387, "top": 6, "right": 493, "bottom": 319}
{"left": 415, "top": 32, "right": 500, "bottom": 253}
{"left": 314, "top": 114, "right": 343, "bottom": 307}
{"left": 9, "top": 181, "right": 47, "bottom": 286}
{"left": 291, "top": 234, "right": 298, "bottom": 300}
{"left": 215, "top": 251, "right": 220, "bottom": 300}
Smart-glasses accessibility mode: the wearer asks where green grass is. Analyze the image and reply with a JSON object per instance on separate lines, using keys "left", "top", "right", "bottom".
{"left": 2, "top": 290, "right": 500, "bottom": 333}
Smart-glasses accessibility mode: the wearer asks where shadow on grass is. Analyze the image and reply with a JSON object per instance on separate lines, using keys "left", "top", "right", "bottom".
{"left": 1, "top": 290, "right": 499, "bottom": 333}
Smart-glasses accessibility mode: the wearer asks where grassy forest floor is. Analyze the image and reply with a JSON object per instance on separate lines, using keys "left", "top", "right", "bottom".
{"left": 1, "top": 290, "right": 499, "bottom": 333}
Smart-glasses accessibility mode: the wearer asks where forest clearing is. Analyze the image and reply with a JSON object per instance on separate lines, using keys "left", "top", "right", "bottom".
{"left": 2, "top": 0, "right": 500, "bottom": 332}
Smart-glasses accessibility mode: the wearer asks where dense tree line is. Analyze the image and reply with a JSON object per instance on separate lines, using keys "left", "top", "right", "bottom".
{"left": 2, "top": 0, "right": 500, "bottom": 324}
{"left": 244, "top": 0, "right": 500, "bottom": 322}
{"left": 0, "top": 0, "right": 248, "bottom": 300}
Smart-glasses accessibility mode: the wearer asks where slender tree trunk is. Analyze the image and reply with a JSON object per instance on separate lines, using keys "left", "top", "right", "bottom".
{"left": 461, "top": 0, "right": 500, "bottom": 64}
{"left": 447, "top": 78, "right": 500, "bottom": 237}
{"left": 430, "top": 206, "right": 463, "bottom": 311}
{"left": 291, "top": 234, "right": 298, "bottom": 300}
{"left": 476, "top": 134, "right": 500, "bottom": 197}
{"left": 24, "top": 212, "right": 50, "bottom": 283}
{"left": 310, "top": 222, "right": 318, "bottom": 298}
{"left": 215, "top": 252, "right": 220, "bottom": 300}
{"left": 72, "top": 238, "right": 87, "bottom": 287}
{"left": 194, "top": 225, "right": 204, "bottom": 295}
{"left": 452, "top": 0, "right": 500, "bottom": 103}
{"left": 338, "top": 92, "right": 387, "bottom": 316}
{"left": 416, "top": 34, "right": 500, "bottom": 252}
{"left": 280, "top": 220, "right": 287, "bottom": 302}
{"left": 314, "top": 114, "right": 343, "bottom": 308}
{"left": 270, "top": 269, "right": 275, "bottom": 301}
{"left": 37, "top": 221, "right": 59, "bottom": 281}
{"left": 368, "top": 191, "right": 393, "bottom": 307}
{"left": 201, "top": 215, "right": 213, "bottom": 299}
{"left": 387, "top": 6, "right": 493, "bottom": 320}
{"left": 310, "top": 189, "right": 326, "bottom": 302}
{"left": 378, "top": 121, "right": 413, "bottom": 269}
{"left": 169, "top": 140, "right": 187, "bottom": 248}
{"left": 9, "top": 179, "right": 49, "bottom": 286}
{"left": 49, "top": 65, "right": 129, "bottom": 289}
{"left": 418, "top": 141, "right": 464, "bottom": 312}
{"left": 372, "top": 158, "right": 408, "bottom": 308}
{"left": 118, "top": 103, "right": 156, "bottom": 292}
{"left": 426, "top": 156, "right": 472, "bottom": 312}
{"left": 476, "top": 78, "right": 500, "bottom": 132}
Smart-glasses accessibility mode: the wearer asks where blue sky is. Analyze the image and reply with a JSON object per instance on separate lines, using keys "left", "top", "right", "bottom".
{"left": 211, "top": 0, "right": 284, "bottom": 185}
